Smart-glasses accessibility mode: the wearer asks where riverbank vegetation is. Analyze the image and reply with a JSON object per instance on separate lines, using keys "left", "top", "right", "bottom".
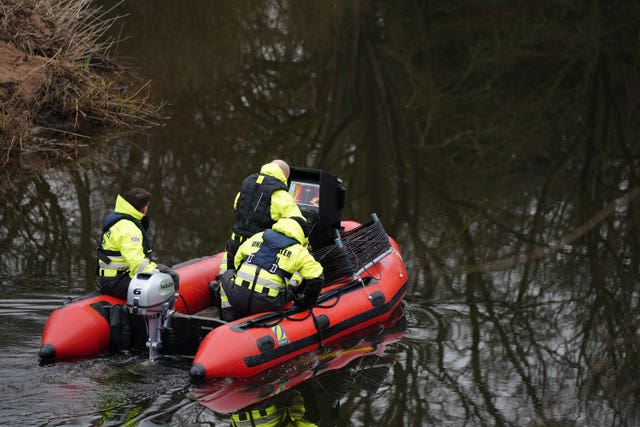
{"left": 0, "top": 0, "right": 164, "bottom": 175}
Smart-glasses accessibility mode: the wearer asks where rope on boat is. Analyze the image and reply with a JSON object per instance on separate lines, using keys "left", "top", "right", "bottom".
{"left": 313, "top": 213, "right": 391, "bottom": 285}
{"left": 311, "top": 309, "right": 325, "bottom": 350}
{"left": 236, "top": 276, "right": 374, "bottom": 329}
{"left": 177, "top": 293, "right": 191, "bottom": 314}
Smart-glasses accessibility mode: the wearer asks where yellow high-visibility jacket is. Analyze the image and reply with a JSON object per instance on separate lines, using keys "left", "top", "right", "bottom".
{"left": 97, "top": 195, "right": 157, "bottom": 278}
{"left": 233, "top": 217, "right": 323, "bottom": 305}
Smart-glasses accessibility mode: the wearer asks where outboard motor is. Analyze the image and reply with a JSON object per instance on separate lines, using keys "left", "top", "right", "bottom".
{"left": 126, "top": 272, "right": 177, "bottom": 360}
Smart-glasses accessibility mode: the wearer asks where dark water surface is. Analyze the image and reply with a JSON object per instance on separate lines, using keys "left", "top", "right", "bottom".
{"left": 2, "top": 2, "right": 640, "bottom": 426}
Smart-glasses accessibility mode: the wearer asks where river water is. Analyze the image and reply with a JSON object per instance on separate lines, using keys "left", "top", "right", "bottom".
{"left": 1, "top": 2, "right": 640, "bottom": 426}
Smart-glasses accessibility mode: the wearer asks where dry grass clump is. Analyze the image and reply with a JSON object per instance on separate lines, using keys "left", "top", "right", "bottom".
{"left": 0, "top": 0, "right": 165, "bottom": 173}
{"left": 1, "top": 0, "right": 117, "bottom": 63}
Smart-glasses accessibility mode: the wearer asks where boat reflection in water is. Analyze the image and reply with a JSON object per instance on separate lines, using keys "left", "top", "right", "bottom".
{"left": 192, "top": 305, "right": 406, "bottom": 425}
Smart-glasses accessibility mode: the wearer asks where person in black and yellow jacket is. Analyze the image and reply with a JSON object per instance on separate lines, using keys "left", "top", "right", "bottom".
{"left": 217, "top": 160, "right": 304, "bottom": 320}
{"left": 220, "top": 159, "right": 303, "bottom": 273}
{"left": 221, "top": 216, "right": 323, "bottom": 319}
{"left": 96, "top": 188, "right": 177, "bottom": 299}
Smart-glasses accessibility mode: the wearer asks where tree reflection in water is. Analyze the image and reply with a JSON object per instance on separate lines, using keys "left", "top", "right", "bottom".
{"left": 2, "top": 1, "right": 639, "bottom": 425}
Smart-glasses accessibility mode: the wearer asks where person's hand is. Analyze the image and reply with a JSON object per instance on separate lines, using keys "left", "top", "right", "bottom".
{"left": 156, "top": 263, "right": 170, "bottom": 272}
{"left": 156, "top": 264, "right": 179, "bottom": 290}
{"left": 294, "top": 276, "right": 323, "bottom": 308}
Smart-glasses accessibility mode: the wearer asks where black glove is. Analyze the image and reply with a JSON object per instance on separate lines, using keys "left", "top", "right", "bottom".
{"left": 156, "top": 264, "right": 170, "bottom": 272}
{"left": 294, "top": 275, "right": 323, "bottom": 309}
{"left": 157, "top": 264, "right": 180, "bottom": 291}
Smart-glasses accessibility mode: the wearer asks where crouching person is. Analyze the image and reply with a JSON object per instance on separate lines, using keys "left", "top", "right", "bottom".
{"left": 221, "top": 216, "right": 323, "bottom": 319}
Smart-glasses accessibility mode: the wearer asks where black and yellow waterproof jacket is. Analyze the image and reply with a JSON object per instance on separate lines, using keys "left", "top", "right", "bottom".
{"left": 233, "top": 217, "right": 323, "bottom": 307}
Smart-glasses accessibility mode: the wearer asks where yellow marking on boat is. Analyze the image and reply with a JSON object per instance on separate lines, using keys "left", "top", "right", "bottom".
{"left": 271, "top": 324, "right": 290, "bottom": 346}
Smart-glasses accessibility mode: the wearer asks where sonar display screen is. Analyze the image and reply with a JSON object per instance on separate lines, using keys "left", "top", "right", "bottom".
{"left": 289, "top": 180, "right": 320, "bottom": 209}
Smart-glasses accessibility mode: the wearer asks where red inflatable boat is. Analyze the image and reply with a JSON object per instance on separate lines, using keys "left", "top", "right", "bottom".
{"left": 189, "top": 219, "right": 407, "bottom": 379}
{"left": 193, "top": 304, "right": 406, "bottom": 414}
{"left": 38, "top": 167, "right": 409, "bottom": 381}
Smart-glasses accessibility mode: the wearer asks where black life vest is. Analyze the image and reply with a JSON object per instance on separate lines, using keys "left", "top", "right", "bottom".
{"left": 232, "top": 173, "right": 288, "bottom": 239}
{"left": 246, "top": 229, "right": 297, "bottom": 280}
{"left": 96, "top": 211, "right": 152, "bottom": 264}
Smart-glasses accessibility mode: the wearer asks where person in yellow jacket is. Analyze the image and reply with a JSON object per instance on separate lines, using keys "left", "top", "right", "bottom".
{"left": 220, "top": 159, "right": 303, "bottom": 272}
{"left": 96, "top": 188, "right": 177, "bottom": 299}
{"left": 218, "top": 160, "right": 304, "bottom": 320}
{"left": 221, "top": 216, "right": 323, "bottom": 319}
